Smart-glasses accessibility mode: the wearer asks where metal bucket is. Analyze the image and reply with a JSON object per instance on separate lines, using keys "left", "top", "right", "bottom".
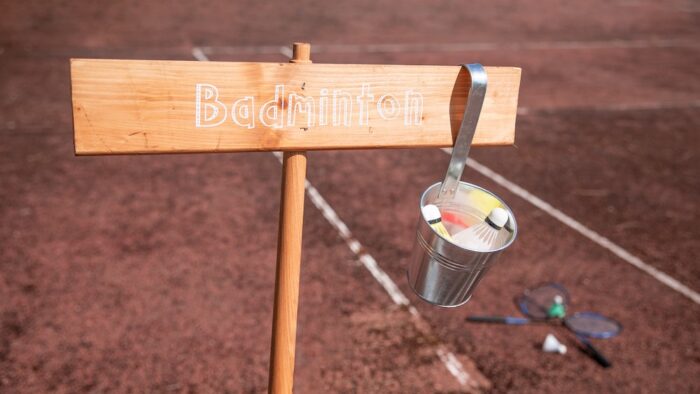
{"left": 407, "top": 181, "right": 517, "bottom": 307}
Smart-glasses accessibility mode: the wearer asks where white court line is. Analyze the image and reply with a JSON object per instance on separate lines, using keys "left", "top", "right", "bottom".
{"left": 191, "top": 47, "right": 208, "bottom": 61}
{"left": 518, "top": 100, "right": 700, "bottom": 115}
{"left": 279, "top": 46, "right": 293, "bottom": 59}
{"left": 442, "top": 150, "right": 700, "bottom": 305}
{"left": 199, "top": 38, "right": 700, "bottom": 56}
{"left": 193, "top": 47, "right": 476, "bottom": 388}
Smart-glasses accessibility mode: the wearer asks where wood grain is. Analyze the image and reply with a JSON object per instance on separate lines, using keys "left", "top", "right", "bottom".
{"left": 71, "top": 59, "right": 520, "bottom": 154}
{"left": 268, "top": 43, "right": 310, "bottom": 394}
{"left": 268, "top": 152, "right": 306, "bottom": 394}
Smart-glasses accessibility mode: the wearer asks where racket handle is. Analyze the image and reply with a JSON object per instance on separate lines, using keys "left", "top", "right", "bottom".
{"left": 466, "top": 316, "right": 530, "bottom": 325}
{"left": 579, "top": 338, "right": 612, "bottom": 368}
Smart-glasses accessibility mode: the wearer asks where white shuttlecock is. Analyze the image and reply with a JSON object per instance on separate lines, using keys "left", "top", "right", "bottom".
{"left": 495, "top": 212, "right": 514, "bottom": 246}
{"left": 421, "top": 204, "right": 441, "bottom": 222}
{"left": 422, "top": 204, "right": 452, "bottom": 240}
{"left": 453, "top": 207, "right": 509, "bottom": 251}
{"left": 542, "top": 333, "right": 567, "bottom": 354}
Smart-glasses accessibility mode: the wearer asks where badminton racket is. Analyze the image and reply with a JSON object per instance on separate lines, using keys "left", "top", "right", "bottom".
{"left": 466, "top": 283, "right": 621, "bottom": 367}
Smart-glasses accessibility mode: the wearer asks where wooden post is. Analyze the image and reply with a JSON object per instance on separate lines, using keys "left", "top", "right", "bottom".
{"left": 268, "top": 42, "right": 311, "bottom": 394}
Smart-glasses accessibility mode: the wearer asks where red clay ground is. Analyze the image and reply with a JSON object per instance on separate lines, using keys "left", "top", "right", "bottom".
{"left": 1, "top": 1, "right": 699, "bottom": 393}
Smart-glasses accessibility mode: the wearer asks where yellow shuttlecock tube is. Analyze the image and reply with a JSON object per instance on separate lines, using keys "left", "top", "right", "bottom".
{"left": 422, "top": 204, "right": 453, "bottom": 241}
{"left": 429, "top": 220, "right": 453, "bottom": 241}
{"left": 466, "top": 189, "right": 502, "bottom": 214}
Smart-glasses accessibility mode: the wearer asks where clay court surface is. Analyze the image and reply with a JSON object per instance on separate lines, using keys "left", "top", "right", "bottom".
{"left": 1, "top": 1, "right": 699, "bottom": 392}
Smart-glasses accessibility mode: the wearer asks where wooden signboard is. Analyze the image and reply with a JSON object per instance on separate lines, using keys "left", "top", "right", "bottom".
{"left": 70, "top": 43, "right": 521, "bottom": 394}
{"left": 71, "top": 59, "right": 520, "bottom": 154}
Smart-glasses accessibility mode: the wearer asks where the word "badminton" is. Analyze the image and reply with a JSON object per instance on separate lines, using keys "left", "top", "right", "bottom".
{"left": 195, "top": 83, "right": 425, "bottom": 129}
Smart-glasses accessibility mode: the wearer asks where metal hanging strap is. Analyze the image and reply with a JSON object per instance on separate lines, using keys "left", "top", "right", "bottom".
{"left": 437, "top": 63, "right": 488, "bottom": 201}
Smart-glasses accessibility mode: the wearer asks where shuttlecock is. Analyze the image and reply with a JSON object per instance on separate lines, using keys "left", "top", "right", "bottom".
{"left": 542, "top": 333, "right": 567, "bottom": 354}
{"left": 495, "top": 212, "right": 515, "bottom": 246}
{"left": 453, "top": 207, "right": 509, "bottom": 251}
{"left": 422, "top": 204, "right": 452, "bottom": 241}
{"left": 504, "top": 215, "right": 515, "bottom": 233}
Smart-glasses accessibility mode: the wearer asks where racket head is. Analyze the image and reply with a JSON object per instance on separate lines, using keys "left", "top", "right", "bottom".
{"left": 564, "top": 311, "right": 622, "bottom": 339}
{"left": 516, "top": 283, "right": 570, "bottom": 320}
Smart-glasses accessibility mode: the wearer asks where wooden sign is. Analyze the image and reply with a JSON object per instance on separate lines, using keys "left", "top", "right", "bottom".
{"left": 71, "top": 59, "right": 521, "bottom": 155}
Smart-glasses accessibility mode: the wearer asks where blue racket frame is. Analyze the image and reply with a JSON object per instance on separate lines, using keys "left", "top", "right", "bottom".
{"left": 564, "top": 311, "right": 622, "bottom": 339}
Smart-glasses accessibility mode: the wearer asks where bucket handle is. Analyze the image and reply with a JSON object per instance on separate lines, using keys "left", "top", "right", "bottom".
{"left": 437, "top": 64, "right": 488, "bottom": 201}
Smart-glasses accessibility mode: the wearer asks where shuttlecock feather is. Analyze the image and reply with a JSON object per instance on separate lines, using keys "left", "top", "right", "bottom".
{"left": 453, "top": 207, "right": 509, "bottom": 251}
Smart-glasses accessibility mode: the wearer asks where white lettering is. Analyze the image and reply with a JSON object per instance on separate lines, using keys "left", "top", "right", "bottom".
{"left": 332, "top": 89, "right": 352, "bottom": 127}
{"left": 231, "top": 96, "right": 255, "bottom": 128}
{"left": 195, "top": 83, "right": 227, "bottom": 127}
{"left": 259, "top": 85, "right": 285, "bottom": 128}
{"left": 404, "top": 90, "right": 423, "bottom": 126}
{"left": 319, "top": 89, "right": 330, "bottom": 126}
{"left": 287, "top": 93, "right": 314, "bottom": 128}
{"left": 377, "top": 94, "right": 400, "bottom": 120}
{"left": 194, "top": 83, "right": 426, "bottom": 129}
{"left": 356, "top": 83, "right": 374, "bottom": 126}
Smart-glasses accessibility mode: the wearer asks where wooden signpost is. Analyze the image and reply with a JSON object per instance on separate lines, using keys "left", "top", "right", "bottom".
{"left": 70, "top": 43, "right": 521, "bottom": 393}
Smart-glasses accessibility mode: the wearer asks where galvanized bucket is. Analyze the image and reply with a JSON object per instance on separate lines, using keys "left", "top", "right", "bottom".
{"left": 407, "top": 181, "right": 517, "bottom": 307}
{"left": 406, "top": 63, "right": 517, "bottom": 307}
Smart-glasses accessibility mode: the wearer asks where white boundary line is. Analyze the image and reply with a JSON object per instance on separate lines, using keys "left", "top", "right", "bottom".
{"left": 443, "top": 151, "right": 700, "bottom": 305}
{"left": 191, "top": 47, "right": 208, "bottom": 61}
{"left": 272, "top": 151, "right": 411, "bottom": 305}
{"left": 193, "top": 48, "right": 476, "bottom": 388}
{"left": 199, "top": 38, "right": 700, "bottom": 55}
{"left": 518, "top": 100, "right": 700, "bottom": 115}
